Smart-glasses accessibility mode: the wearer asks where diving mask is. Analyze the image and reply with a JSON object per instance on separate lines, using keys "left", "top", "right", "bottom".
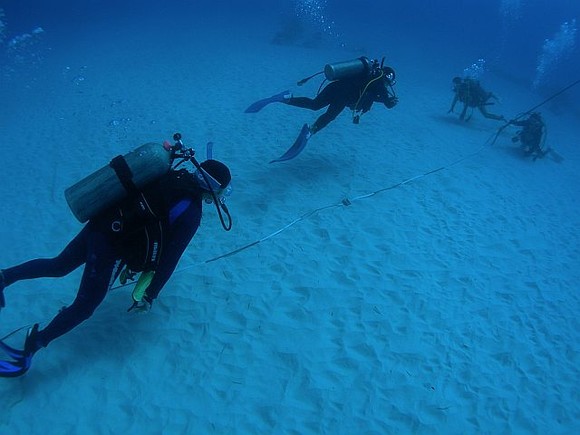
{"left": 194, "top": 167, "right": 232, "bottom": 204}
{"left": 203, "top": 184, "right": 232, "bottom": 204}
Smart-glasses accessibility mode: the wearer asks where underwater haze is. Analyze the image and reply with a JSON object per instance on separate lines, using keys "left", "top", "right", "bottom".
{"left": 1, "top": 0, "right": 579, "bottom": 434}
{"left": 2, "top": 0, "right": 579, "bottom": 90}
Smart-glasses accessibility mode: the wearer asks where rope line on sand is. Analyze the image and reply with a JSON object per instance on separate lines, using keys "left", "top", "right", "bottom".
{"left": 180, "top": 142, "right": 490, "bottom": 271}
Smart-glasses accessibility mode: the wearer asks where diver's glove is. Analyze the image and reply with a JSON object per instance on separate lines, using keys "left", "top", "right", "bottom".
{"left": 386, "top": 96, "right": 398, "bottom": 109}
{"left": 119, "top": 267, "right": 137, "bottom": 286}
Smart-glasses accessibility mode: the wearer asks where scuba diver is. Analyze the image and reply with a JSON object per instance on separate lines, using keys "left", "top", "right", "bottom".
{"left": 245, "top": 56, "right": 399, "bottom": 163}
{"left": 508, "top": 112, "right": 549, "bottom": 160}
{"left": 448, "top": 76, "right": 505, "bottom": 122}
{"left": 0, "top": 134, "right": 233, "bottom": 377}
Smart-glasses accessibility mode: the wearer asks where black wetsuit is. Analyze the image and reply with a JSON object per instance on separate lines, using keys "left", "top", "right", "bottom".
{"left": 449, "top": 78, "right": 504, "bottom": 121}
{"left": 511, "top": 116, "right": 545, "bottom": 155}
{"left": 1, "top": 169, "right": 203, "bottom": 349}
{"left": 287, "top": 76, "right": 397, "bottom": 133}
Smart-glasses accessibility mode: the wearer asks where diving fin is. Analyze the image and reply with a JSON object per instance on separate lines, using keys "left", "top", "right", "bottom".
{"left": 244, "top": 90, "right": 291, "bottom": 113}
{"left": 0, "top": 324, "right": 39, "bottom": 378}
{"left": 547, "top": 148, "right": 564, "bottom": 163}
{"left": 270, "top": 124, "right": 311, "bottom": 164}
{"left": 0, "top": 338, "right": 23, "bottom": 360}
{"left": 0, "top": 359, "right": 30, "bottom": 378}
{"left": 0, "top": 269, "right": 5, "bottom": 309}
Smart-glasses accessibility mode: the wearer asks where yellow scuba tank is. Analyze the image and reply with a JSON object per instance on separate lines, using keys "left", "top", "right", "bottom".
{"left": 65, "top": 143, "right": 172, "bottom": 223}
{"left": 324, "top": 56, "right": 372, "bottom": 81}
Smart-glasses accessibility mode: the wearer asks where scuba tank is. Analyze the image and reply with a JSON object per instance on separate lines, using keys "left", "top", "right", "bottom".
{"left": 297, "top": 56, "right": 385, "bottom": 87}
{"left": 324, "top": 56, "right": 372, "bottom": 81}
{"left": 65, "top": 143, "right": 172, "bottom": 223}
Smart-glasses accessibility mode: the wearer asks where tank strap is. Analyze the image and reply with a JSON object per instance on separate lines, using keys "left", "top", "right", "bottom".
{"left": 110, "top": 155, "right": 139, "bottom": 195}
{"left": 116, "top": 193, "right": 164, "bottom": 273}
{"left": 108, "top": 155, "right": 164, "bottom": 272}
{"left": 142, "top": 219, "right": 163, "bottom": 271}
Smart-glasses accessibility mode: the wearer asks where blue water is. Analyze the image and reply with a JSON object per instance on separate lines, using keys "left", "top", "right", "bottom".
{"left": 3, "top": 0, "right": 578, "bottom": 93}
{"left": 1, "top": 0, "right": 579, "bottom": 433}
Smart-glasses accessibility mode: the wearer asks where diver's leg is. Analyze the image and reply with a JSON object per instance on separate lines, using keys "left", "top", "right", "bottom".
{"left": 531, "top": 137, "right": 543, "bottom": 154}
{"left": 31, "top": 231, "right": 118, "bottom": 350}
{"left": 286, "top": 94, "right": 331, "bottom": 111}
{"left": 460, "top": 103, "right": 468, "bottom": 121}
{"left": 1, "top": 226, "right": 91, "bottom": 288}
{"left": 533, "top": 147, "right": 548, "bottom": 161}
{"left": 270, "top": 98, "right": 346, "bottom": 163}
{"left": 244, "top": 90, "right": 292, "bottom": 113}
{"left": 525, "top": 138, "right": 545, "bottom": 159}
{"left": 286, "top": 81, "right": 337, "bottom": 111}
{"left": 479, "top": 105, "right": 504, "bottom": 121}
{"left": 310, "top": 103, "right": 346, "bottom": 133}
{"left": 286, "top": 96, "right": 323, "bottom": 110}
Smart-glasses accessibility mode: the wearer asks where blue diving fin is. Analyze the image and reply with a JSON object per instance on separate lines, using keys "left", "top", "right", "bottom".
{"left": 245, "top": 90, "right": 290, "bottom": 113}
{"left": 270, "top": 124, "right": 311, "bottom": 164}
{"left": 0, "top": 358, "right": 31, "bottom": 378}
{"left": 0, "top": 340, "right": 32, "bottom": 377}
{"left": 0, "top": 339, "right": 24, "bottom": 359}
{"left": 0, "top": 324, "right": 39, "bottom": 378}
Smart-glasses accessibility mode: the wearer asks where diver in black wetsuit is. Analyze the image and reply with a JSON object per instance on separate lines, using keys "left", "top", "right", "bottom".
{"left": 0, "top": 146, "right": 232, "bottom": 377}
{"left": 245, "top": 57, "right": 398, "bottom": 163}
{"left": 448, "top": 77, "right": 505, "bottom": 122}
{"left": 508, "top": 112, "right": 547, "bottom": 159}
{"left": 285, "top": 66, "right": 398, "bottom": 134}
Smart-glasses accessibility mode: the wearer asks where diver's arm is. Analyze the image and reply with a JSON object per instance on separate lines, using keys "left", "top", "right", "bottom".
{"left": 384, "top": 95, "right": 398, "bottom": 109}
{"left": 508, "top": 119, "right": 527, "bottom": 127}
{"left": 369, "top": 84, "right": 397, "bottom": 109}
{"left": 448, "top": 94, "right": 459, "bottom": 113}
{"left": 145, "top": 205, "right": 201, "bottom": 301}
{"left": 381, "top": 86, "right": 398, "bottom": 109}
{"left": 373, "top": 84, "right": 389, "bottom": 104}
